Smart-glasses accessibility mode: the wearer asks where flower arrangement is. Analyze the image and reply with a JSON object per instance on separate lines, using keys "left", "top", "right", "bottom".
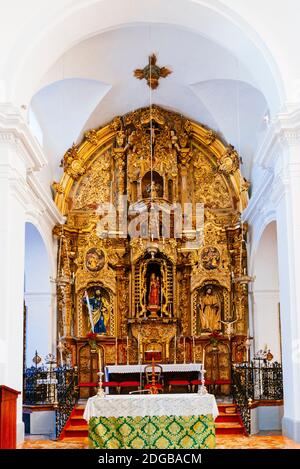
{"left": 209, "top": 330, "right": 222, "bottom": 348}
{"left": 86, "top": 332, "right": 97, "bottom": 340}
{"left": 86, "top": 332, "right": 97, "bottom": 351}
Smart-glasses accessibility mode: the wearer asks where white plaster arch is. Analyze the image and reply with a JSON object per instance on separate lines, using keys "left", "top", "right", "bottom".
{"left": 248, "top": 209, "right": 277, "bottom": 276}
{"left": 3, "top": 0, "right": 284, "bottom": 114}
{"left": 25, "top": 212, "right": 56, "bottom": 279}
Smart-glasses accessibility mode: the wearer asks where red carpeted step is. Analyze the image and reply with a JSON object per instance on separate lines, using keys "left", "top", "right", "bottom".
{"left": 63, "top": 426, "right": 88, "bottom": 438}
{"left": 59, "top": 406, "right": 88, "bottom": 440}
{"left": 215, "top": 422, "right": 245, "bottom": 435}
{"left": 215, "top": 404, "right": 246, "bottom": 435}
{"left": 216, "top": 412, "right": 240, "bottom": 423}
{"left": 69, "top": 415, "right": 87, "bottom": 427}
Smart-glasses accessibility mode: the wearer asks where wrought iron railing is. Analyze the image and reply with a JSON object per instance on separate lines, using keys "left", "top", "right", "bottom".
{"left": 55, "top": 366, "right": 78, "bottom": 438}
{"left": 23, "top": 365, "right": 57, "bottom": 405}
{"left": 232, "top": 360, "right": 283, "bottom": 434}
{"left": 232, "top": 365, "right": 252, "bottom": 434}
{"left": 23, "top": 365, "right": 78, "bottom": 437}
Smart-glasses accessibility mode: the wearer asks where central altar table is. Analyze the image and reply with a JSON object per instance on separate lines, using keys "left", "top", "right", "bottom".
{"left": 84, "top": 393, "right": 218, "bottom": 449}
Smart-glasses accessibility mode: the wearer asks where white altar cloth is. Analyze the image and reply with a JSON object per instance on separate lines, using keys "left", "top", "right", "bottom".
{"left": 83, "top": 393, "right": 218, "bottom": 421}
{"left": 106, "top": 363, "right": 204, "bottom": 375}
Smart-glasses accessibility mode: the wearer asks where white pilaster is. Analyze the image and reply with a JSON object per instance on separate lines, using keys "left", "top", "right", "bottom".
{"left": 0, "top": 103, "right": 63, "bottom": 444}
{"left": 273, "top": 125, "right": 300, "bottom": 442}
{"left": 0, "top": 132, "right": 28, "bottom": 444}
{"left": 244, "top": 105, "right": 300, "bottom": 442}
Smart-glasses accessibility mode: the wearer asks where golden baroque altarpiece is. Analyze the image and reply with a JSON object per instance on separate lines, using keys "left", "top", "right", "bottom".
{"left": 53, "top": 105, "right": 250, "bottom": 389}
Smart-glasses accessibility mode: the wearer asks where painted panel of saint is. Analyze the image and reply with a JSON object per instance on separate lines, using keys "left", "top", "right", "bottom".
{"left": 85, "top": 248, "right": 105, "bottom": 272}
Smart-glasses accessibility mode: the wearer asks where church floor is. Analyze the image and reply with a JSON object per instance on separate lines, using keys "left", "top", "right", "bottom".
{"left": 18, "top": 434, "right": 300, "bottom": 449}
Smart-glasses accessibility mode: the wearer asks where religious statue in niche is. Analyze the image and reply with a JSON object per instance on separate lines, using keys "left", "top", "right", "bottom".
{"left": 142, "top": 171, "right": 163, "bottom": 199}
{"left": 145, "top": 263, "right": 165, "bottom": 318}
{"left": 201, "top": 247, "right": 220, "bottom": 270}
{"left": 148, "top": 273, "right": 160, "bottom": 306}
{"left": 146, "top": 181, "right": 162, "bottom": 199}
{"left": 83, "top": 288, "right": 110, "bottom": 335}
{"left": 198, "top": 286, "right": 222, "bottom": 333}
{"left": 85, "top": 248, "right": 105, "bottom": 272}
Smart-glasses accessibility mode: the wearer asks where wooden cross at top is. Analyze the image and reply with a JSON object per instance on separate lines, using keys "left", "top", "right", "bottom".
{"left": 134, "top": 54, "right": 172, "bottom": 89}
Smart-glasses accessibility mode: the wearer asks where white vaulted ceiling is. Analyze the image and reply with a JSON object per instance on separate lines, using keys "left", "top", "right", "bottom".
{"left": 29, "top": 24, "right": 270, "bottom": 181}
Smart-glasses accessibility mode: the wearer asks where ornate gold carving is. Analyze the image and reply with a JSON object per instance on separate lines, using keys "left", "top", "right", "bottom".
{"left": 131, "top": 321, "right": 176, "bottom": 361}
{"left": 61, "top": 144, "right": 86, "bottom": 180}
{"left": 218, "top": 145, "right": 240, "bottom": 174}
{"left": 109, "top": 116, "right": 122, "bottom": 131}
{"left": 203, "top": 130, "right": 216, "bottom": 146}
{"left": 73, "top": 150, "right": 112, "bottom": 209}
{"left": 193, "top": 154, "right": 232, "bottom": 208}
{"left": 85, "top": 248, "right": 105, "bottom": 272}
{"left": 53, "top": 105, "right": 249, "bottom": 378}
{"left": 52, "top": 181, "right": 65, "bottom": 195}
{"left": 201, "top": 246, "right": 221, "bottom": 270}
{"left": 85, "top": 129, "right": 98, "bottom": 145}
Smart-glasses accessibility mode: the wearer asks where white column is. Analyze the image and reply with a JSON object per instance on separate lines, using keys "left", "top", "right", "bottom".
{"left": 274, "top": 138, "right": 300, "bottom": 442}
{"left": 0, "top": 104, "right": 62, "bottom": 444}
{"left": 0, "top": 133, "right": 28, "bottom": 444}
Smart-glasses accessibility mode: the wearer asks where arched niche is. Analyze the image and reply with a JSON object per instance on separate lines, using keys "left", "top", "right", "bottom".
{"left": 251, "top": 221, "right": 281, "bottom": 361}
{"left": 80, "top": 285, "right": 113, "bottom": 336}
{"left": 193, "top": 282, "right": 228, "bottom": 335}
{"left": 133, "top": 251, "right": 174, "bottom": 319}
{"left": 24, "top": 223, "right": 52, "bottom": 367}
{"left": 141, "top": 171, "right": 164, "bottom": 199}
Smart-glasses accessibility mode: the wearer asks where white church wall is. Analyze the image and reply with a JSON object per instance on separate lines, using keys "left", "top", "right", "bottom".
{"left": 258, "top": 406, "right": 283, "bottom": 431}
{"left": 27, "top": 411, "right": 56, "bottom": 438}
{"left": 250, "top": 405, "right": 283, "bottom": 434}
{"left": 0, "top": 0, "right": 286, "bottom": 112}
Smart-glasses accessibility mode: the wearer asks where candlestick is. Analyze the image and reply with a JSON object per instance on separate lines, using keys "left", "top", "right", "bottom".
{"left": 97, "top": 371, "right": 105, "bottom": 398}
{"left": 127, "top": 336, "right": 129, "bottom": 365}
{"left": 110, "top": 180, "right": 113, "bottom": 204}
{"left": 192, "top": 336, "right": 196, "bottom": 364}
{"left": 115, "top": 337, "right": 118, "bottom": 365}
{"left": 183, "top": 336, "right": 186, "bottom": 364}
{"left": 174, "top": 334, "right": 177, "bottom": 364}
{"left": 58, "top": 333, "right": 63, "bottom": 367}
{"left": 98, "top": 348, "right": 102, "bottom": 371}
{"left": 197, "top": 365, "right": 208, "bottom": 395}
{"left": 202, "top": 347, "right": 205, "bottom": 365}
{"left": 138, "top": 333, "right": 141, "bottom": 364}
{"left": 160, "top": 277, "right": 163, "bottom": 312}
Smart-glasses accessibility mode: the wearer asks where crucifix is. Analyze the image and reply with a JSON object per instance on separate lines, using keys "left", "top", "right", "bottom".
{"left": 220, "top": 318, "right": 238, "bottom": 340}
{"left": 134, "top": 54, "right": 172, "bottom": 89}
